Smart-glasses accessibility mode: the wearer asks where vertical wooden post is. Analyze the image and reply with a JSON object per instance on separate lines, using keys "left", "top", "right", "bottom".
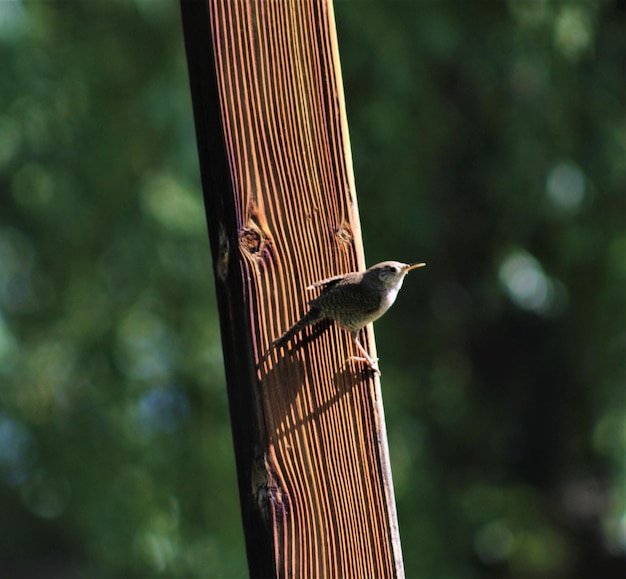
{"left": 181, "top": 1, "right": 404, "bottom": 576}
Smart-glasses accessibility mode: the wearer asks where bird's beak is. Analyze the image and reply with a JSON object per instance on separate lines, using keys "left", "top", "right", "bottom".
{"left": 403, "top": 262, "right": 426, "bottom": 273}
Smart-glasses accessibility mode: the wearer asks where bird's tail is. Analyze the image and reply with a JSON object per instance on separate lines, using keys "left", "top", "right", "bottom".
{"left": 273, "top": 308, "right": 322, "bottom": 349}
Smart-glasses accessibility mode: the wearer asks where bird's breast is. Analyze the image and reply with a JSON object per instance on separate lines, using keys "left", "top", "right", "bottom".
{"left": 380, "top": 287, "right": 400, "bottom": 312}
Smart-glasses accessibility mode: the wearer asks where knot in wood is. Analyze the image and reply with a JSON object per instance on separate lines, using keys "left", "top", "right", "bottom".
{"left": 239, "top": 227, "right": 263, "bottom": 255}
{"left": 335, "top": 222, "right": 353, "bottom": 245}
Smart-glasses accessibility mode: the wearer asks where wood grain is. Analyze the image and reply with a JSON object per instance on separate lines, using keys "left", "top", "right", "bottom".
{"left": 182, "top": 1, "right": 404, "bottom": 576}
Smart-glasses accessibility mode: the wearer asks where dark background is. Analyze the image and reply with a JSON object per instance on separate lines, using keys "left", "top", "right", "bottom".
{"left": 1, "top": 1, "right": 624, "bottom": 577}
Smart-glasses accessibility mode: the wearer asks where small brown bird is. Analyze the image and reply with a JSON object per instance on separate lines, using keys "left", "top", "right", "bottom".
{"left": 273, "top": 261, "right": 426, "bottom": 373}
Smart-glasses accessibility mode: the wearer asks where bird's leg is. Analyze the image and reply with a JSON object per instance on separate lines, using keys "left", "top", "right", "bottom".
{"left": 348, "top": 333, "right": 380, "bottom": 375}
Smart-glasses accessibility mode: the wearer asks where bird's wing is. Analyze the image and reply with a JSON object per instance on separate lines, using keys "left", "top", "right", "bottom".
{"left": 311, "top": 282, "right": 382, "bottom": 316}
{"left": 306, "top": 274, "right": 345, "bottom": 291}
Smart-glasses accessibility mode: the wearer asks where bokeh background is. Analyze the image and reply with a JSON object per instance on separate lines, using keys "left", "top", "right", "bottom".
{"left": 1, "top": 1, "right": 624, "bottom": 577}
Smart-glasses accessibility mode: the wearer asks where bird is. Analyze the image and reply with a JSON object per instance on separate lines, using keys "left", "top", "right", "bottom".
{"left": 273, "top": 261, "right": 426, "bottom": 374}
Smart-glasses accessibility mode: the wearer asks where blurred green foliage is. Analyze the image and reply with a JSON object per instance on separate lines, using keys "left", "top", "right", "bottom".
{"left": 0, "top": 0, "right": 624, "bottom": 577}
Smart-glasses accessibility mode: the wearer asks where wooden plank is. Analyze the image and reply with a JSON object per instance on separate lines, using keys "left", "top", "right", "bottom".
{"left": 181, "top": 1, "right": 404, "bottom": 576}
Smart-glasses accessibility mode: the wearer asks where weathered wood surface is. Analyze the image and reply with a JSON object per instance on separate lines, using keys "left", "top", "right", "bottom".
{"left": 181, "top": 1, "right": 404, "bottom": 576}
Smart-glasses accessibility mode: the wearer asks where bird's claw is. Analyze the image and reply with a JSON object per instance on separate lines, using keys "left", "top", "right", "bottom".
{"left": 347, "top": 355, "right": 381, "bottom": 376}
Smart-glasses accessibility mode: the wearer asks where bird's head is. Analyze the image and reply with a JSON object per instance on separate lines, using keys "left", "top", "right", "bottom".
{"left": 369, "top": 261, "right": 426, "bottom": 288}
